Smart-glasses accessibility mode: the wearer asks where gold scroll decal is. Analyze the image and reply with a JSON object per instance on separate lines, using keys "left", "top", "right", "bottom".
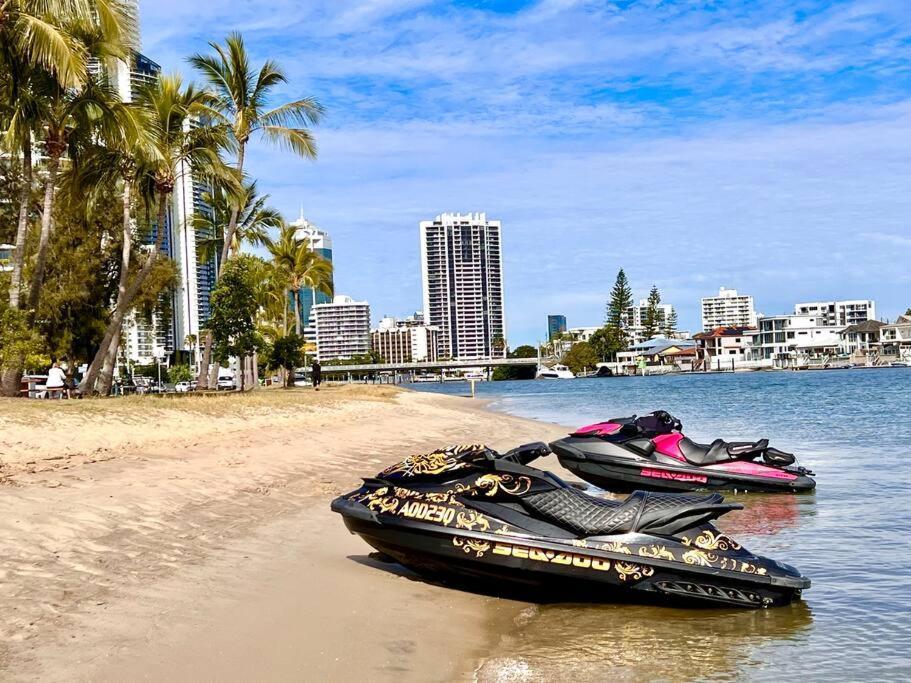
{"left": 491, "top": 543, "right": 612, "bottom": 571}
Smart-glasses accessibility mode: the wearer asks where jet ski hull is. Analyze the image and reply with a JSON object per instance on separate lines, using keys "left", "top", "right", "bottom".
{"left": 553, "top": 438, "right": 816, "bottom": 494}
{"left": 332, "top": 496, "right": 808, "bottom": 608}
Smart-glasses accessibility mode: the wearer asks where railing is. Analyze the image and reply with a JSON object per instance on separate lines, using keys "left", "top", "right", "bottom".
{"left": 320, "top": 357, "right": 537, "bottom": 374}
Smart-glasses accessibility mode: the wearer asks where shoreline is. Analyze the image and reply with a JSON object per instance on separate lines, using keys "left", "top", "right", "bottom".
{"left": 0, "top": 387, "right": 569, "bottom": 681}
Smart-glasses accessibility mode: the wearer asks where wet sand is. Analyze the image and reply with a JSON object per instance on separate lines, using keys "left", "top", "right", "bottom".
{"left": 0, "top": 387, "right": 567, "bottom": 681}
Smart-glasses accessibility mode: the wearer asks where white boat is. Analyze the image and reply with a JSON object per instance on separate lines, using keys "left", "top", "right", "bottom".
{"left": 891, "top": 361, "right": 909, "bottom": 368}
{"left": 536, "top": 364, "right": 575, "bottom": 379}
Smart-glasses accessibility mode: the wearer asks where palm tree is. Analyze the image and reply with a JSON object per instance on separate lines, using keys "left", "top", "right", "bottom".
{"left": 189, "top": 32, "right": 322, "bottom": 389}
{"left": 0, "top": 51, "right": 39, "bottom": 312}
{"left": 25, "top": 17, "right": 130, "bottom": 312}
{"left": 0, "top": 0, "right": 124, "bottom": 88}
{"left": 189, "top": 32, "right": 323, "bottom": 266}
{"left": 80, "top": 74, "right": 230, "bottom": 394}
{"left": 0, "top": 1, "right": 124, "bottom": 313}
{"left": 194, "top": 179, "right": 282, "bottom": 269}
{"left": 0, "top": 7, "right": 125, "bottom": 396}
{"left": 71, "top": 98, "right": 157, "bottom": 391}
{"left": 267, "top": 224, "right": 333, "bottom": 335}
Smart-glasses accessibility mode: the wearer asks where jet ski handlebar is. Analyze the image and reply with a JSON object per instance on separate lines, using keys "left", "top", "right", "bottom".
{"left": 499, "top": 442, "right": 551, "bottom": 465}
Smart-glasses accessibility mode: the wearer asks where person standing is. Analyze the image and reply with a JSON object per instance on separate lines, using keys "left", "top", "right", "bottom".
{"left": 46, "top": 362, "right": 67, "bottom": 399}
{"left": 311, "top": 359, "right": 322, "bottom": 391}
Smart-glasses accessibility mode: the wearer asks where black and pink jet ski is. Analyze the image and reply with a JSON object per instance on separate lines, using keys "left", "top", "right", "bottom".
{"left": 551, "top": 411, "right": 816, "bottom": 494}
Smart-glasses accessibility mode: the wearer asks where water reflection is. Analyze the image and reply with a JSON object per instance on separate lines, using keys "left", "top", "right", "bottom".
{"left": 720, "top": 493, "right": 811, "bottom": 538}
{"left": 477, "top": 601, "right": 813, "bottom": 683}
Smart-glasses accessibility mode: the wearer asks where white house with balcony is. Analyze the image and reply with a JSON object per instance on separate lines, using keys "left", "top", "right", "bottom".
{"left": 795, "top": 300, "right": 875, "bottom": 327}
{"left": 753, "top": 314, "right": 843, "bottom": 368}
{"left": 879, "top": 315, "right": 911, "bottom": 362}
{"left": 839, "top": 320, "right": 886, "bottom": 360}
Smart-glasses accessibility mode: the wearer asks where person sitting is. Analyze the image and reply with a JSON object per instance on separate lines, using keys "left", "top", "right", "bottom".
{"left": 46, "top": 362, "right": 67, "bottom": 399}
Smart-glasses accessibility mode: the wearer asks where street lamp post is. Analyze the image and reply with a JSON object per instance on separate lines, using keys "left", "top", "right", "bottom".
{"left": 153, "top": 346, "right": 165, "bottom": 392}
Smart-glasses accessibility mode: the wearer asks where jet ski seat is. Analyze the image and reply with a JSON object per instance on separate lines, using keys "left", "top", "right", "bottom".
{"left": 677, "top": 437, "right": 796, "bottom": 467}
{"left": 520, "top": 487, "right": 740, "bottom": 537}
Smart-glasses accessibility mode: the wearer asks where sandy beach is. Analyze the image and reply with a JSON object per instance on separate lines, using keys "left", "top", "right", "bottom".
{"left": 0, "top": 387, "right": 567, "bottom": 681}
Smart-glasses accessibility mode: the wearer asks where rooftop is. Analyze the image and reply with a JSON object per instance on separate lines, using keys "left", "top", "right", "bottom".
{"left": 694, "top": 326, "right": 757, "bottom": 339}
{"left": 840, "top": 320, "right": 887, "bottom": 335}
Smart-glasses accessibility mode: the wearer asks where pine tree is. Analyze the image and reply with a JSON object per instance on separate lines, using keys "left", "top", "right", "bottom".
{"left": 642, "top": 285, "right": 662, "bottom": 340}
{"left": 663, "top": 308, "right": 678, "bottom": 338}
{"left": 605, "top": 268, "right": 633, "bottom": 354}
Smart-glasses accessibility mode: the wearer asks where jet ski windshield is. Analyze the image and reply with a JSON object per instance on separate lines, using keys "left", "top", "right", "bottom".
{"left": 574, "top": 410, "right": 683, "bottom": 438}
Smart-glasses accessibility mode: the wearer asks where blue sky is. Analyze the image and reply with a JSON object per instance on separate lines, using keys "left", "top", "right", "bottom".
{"left": 140, "top": 0, "right": 911, "bottom": 344}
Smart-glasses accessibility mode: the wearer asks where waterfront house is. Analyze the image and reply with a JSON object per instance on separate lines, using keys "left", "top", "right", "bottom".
{"left": 879, "top": 315, "right": 911, "bottom": 362}
{"left": 839, "top": 320, "right": 886, "bottom": 362}
{"left": 753, "top": 314, "right": 843, "bottom": 368}
{"left": 661, "top": 347, "right": 697, "bottom": 371}
{"left": 693, "top": 326, "right": 758, "bottom": 371}
{"left": 617, "top": 338, "right": 696, "bottom": 371}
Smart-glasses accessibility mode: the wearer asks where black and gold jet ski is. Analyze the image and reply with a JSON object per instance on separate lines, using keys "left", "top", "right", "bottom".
{"left": 331, "top": 443, "right": 809, "bottom": 608}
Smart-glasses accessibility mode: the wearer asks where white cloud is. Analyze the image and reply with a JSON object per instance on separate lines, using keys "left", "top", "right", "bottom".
{"left": 137, "top": 0, "right": 911, "bottom": 342}
{"left": 860, "top": 231, "right": 911, "bottom": 248}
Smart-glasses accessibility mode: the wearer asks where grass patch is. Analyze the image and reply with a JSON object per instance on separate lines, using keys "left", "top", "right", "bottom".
{"left": 0, "top": 385, "right": 403, "bottom": 425}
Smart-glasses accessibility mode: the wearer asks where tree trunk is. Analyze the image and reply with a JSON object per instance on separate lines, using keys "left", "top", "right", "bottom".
{"left": 0, "top": 368, "right": 23, "bottom": 398}
{"left": 96, "top": 333, "right": 120, "bottom": 396}
{"left": 196, "top": 329, "right": 212, "bottom": 389}
{"left": 208, "top": 362, "right": 218, "bottom": 390}
{"left": 196, "top": 330, "right": 212, "bottom": 390}
{"left": 252, "top": 351, "right": 259, "bottom": 390}
{"left": 198, "top": 144, "right": 247, "bottom": 391}
{"left": 81, "top": 190, "right": 167, "bottom": 394}
{"left": 283, "top": 288, "right": 289, "bottom": 335}
{"left": 293, "top": 289, "right": 301, "bottom": 335}
{"left": 9, "top": 137, "right": 32, "bottom": 310}
{"left": 220, "top": 143, "right": 246, "bottom": 266}
{"left": 28, "top": 151, "right": 61, "bottom": 311}
{"left": 96, "top": 180, "right": 133, "bottom": 397}
{"left": 237, "top": 356, "right": 245, "bottom": 392}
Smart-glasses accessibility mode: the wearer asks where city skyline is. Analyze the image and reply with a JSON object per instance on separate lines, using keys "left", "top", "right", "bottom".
{"left": 140, "top": 1, "right": 911, "bottom": 345}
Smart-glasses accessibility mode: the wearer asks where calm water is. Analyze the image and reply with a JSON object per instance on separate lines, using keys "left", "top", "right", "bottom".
{"left": 412, "top": 369, "right": 911, "bottom": 681}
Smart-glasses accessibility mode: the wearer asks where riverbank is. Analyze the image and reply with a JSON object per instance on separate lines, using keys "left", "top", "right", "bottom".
{"left": 0, "top": 387, "right": 568, "bottom": 681}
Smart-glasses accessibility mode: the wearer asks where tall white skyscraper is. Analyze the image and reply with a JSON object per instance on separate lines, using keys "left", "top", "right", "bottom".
{"left": 420, "top": 213, "right": 506, "bottom": 360}
{"left": 701, "top": 288, "right": 758, "bottom": 331}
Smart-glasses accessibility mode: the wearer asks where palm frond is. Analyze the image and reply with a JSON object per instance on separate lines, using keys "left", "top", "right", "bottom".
{"left": 260, "top": 125, "right": 317, "bottom": 159}
{"left": 15, "top": 12, "right": 88, "bottom": 87}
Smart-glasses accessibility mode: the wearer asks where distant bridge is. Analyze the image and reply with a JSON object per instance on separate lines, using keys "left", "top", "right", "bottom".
{"left": 320, "top": 357, "right": 539, "bottom": 375}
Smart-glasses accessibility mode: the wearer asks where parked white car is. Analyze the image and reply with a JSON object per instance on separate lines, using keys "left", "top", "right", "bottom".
{"left": 217, "top": 375, "right": 235, "bottom": 390}
{"left": 174, "top": 381, "right": 194, "bottom": 393}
